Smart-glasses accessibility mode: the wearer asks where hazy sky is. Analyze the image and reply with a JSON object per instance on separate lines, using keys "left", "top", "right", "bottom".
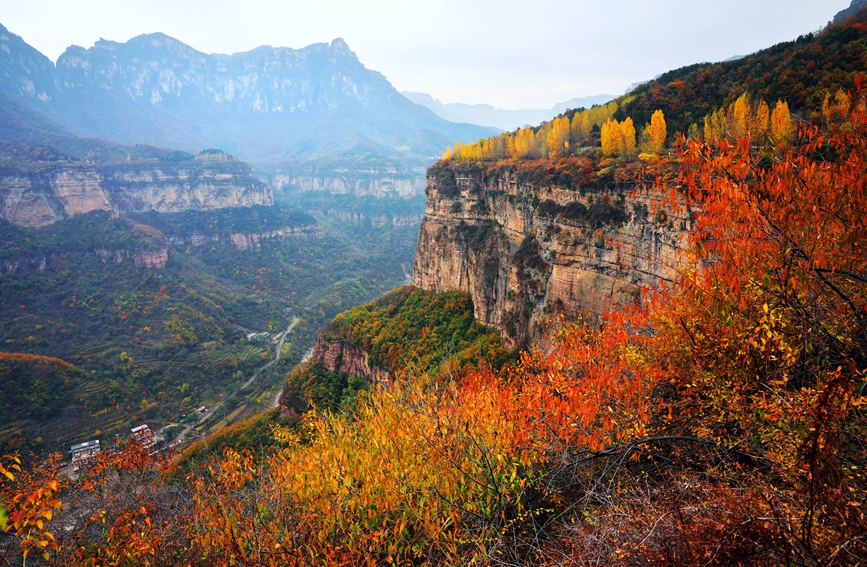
{"left": 0, "top": 0, "right": 851, "bottom": 109}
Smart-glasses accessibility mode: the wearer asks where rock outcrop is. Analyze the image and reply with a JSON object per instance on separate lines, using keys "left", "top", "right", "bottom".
{"left": 305, "top": 209, "right": 422, "bottom": 228}
{"left": 833, "top": 0, "right": 867, "bottom": 24}
{"left": 413, "top": 163, "right": 689, "bottom": 348}
{"left": 0, "top": 254, "right": 48, "bottom": 274}
{"left": 166, "top": 223, "right": 324, "bottom": 250}
{"left": 312, "top": 334, "right": 391, "bottom": 385}
{"left": 272, "top": 171, "right": 425, "bottom": 199}
{"left": 95, "top": 247, "right": 168, "bottom": 269}
{"left": 0, "top": 159, "right": 273, "bottom": 228}
{"left": 269, "top": 159, "right": 427, "bottom": 199}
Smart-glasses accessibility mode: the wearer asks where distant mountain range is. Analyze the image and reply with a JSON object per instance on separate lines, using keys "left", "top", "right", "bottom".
{"left": 0, "top": 24, "right": 495, "bottom": 170}
{"left": 401, "top": 92, "right": 617, "bottom": 131}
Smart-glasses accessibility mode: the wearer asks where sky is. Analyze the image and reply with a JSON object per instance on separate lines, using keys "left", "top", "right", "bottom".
{"left": 0, "top": 0, "right": 852, "bottom": 109}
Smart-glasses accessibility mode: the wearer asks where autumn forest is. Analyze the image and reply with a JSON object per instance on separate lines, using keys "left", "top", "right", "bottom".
{"left": 1, "top": 4, "right": 867, "bottom": 567}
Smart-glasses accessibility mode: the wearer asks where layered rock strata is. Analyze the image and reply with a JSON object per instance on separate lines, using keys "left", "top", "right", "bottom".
{"left": 95, "top": 248, "right": 168, "bottom": 269}
{"left": 269, "top": 161, "right": 426, "bottom": 199}
{"left": 166, "top": 224, "right": 324, "bottom": 251}
{"left": 305, "top": 209, "right": 422, "bottom": 228}
{"left": 0, "top": 160, "right": 273, "bottom": 228}
{"left": 413, "top": 164, "right": 690, "bottom": 348}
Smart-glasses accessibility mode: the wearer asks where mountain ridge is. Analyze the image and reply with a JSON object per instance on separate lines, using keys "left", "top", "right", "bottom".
{"left": 0, "top": 23, "right": 495, "bottom": 170}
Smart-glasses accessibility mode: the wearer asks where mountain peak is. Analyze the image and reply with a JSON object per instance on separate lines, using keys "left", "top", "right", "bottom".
{"left": 833, "top": 0, "right": 867, "bottom": 24}
{"left": 330, "top": 37, "right": 354, "bottom": 57}
{"left": 103, "top": 32, "right": 204, "bottom": 57}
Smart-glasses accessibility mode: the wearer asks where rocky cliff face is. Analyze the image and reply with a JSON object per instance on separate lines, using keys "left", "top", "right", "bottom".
{"left": 413, "top": 163, "right": 689, "bottom": 348}
{"left": 0, "top": 253, "right": 49, "bottom": 274}
{"left": 1, "top": 241, "right": 169, "bottom": 273}
{"left": 95, "top": 247, "right": 168, "bottom": 269}
{"left": 269, "top": 159, "right": 427, "bottom": 199}
{"left": 312, "top": 334, "right": 392, "bottom": 384}
{"left": 0, "top": 159, "right": 272, "bottom": 228}
{"left": 305, "top": 209, "right": 422, "bottom": 228}
{"left": 273, "top": 173, "right": 425, "bottom": 199}
{"left": 166, "top": 223, "right": 323, "bottom": 251}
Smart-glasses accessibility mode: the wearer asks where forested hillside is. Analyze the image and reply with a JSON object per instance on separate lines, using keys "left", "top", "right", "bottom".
{"left": 0, "top": 205, "right": 413, "bottom": 450}
{"left": 440, "top": 9, "right": 866, "bottom": 164}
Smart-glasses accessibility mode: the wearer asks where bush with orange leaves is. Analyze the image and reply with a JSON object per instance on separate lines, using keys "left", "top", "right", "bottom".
{"left": 2, "top": 440, "right": 196, "bottom": 567}
{"left": 543, "top": 87, "right": 867, "bottom": 566}
{"left": 0, "top": 453, "right": 63, "bottom": 564}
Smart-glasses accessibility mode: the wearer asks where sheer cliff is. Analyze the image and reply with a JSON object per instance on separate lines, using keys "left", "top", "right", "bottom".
{"left": 413, "top": 161, "right": 689, "bottom": 348}
{"left": 0, "top": 156, "right": 272, "bottom": 228}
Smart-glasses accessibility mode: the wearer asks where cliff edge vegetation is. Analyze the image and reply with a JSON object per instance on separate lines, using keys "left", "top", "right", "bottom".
{"left": 415, "top": 12, "right": 866, "bottom": 347}
{"left": 282, "top": 286, "right": 516, "bottom": 414}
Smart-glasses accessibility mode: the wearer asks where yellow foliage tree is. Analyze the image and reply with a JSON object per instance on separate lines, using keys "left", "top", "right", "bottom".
{"left": 731, "top": 92, "right": 752, "bottom": 139}
{"left": 580, "top": 113, "right": 592, "bottom": 139}
{"left": 514, "top": 128, "right": 539, "bottom": 158}
{"left": 823, "top": 89, "right": 851, "bottom": 124}
{"left": 600, "top": 118, "right": 637, "bottom": 159}
{"left": 752, "top": 100, "right": 770, "bottom": 138}
{"left": 620, "top": 117, "right": 637, "bottom": 158}
{"left": 647, "top": 109, "right": 667, "bottom": 153}
{"left": 704, "top": 109, "right": 728, "bottom": 144}
{"left": 600, "top": 119, "right": 620, "bottom": 157}
{"left": 770, "top": 100, "right": 793, "bottom": 148}
{"left": 546, "top": 116, "right": 571, "bottom": 156}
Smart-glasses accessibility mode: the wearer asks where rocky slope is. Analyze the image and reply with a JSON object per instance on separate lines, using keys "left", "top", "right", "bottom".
{"left": 0, "top": 157, "right": 272, "bottom": 228}
{"left": 834, "top": 0, "right": 867, "bottom": 23}
{"left": 413, "top": 162, "right": 689, "bottom": 348}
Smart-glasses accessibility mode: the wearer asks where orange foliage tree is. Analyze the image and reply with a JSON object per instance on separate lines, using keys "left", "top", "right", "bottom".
{"left": 0, "top": 453, "right": 63, "bottom": 563}
{"left": 187, "top": 302, "right": 662, "bottom": 566}
{"left": 2, "top": 440, "right": 196, "bottom": 566}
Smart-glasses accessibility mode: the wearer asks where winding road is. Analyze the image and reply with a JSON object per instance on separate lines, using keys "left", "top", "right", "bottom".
{"left": 269, "top": 345, "right": 314, "bottom": 409}
{"left": 240, "top": 316, "right": 298, "bottom": 390}
{"left": 168, "top": 315, "right": 299, "bottom": 446}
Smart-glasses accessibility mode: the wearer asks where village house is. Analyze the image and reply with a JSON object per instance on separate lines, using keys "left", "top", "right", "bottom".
{"left": 69, "top": 439, "right": 100, "bottom": 473}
